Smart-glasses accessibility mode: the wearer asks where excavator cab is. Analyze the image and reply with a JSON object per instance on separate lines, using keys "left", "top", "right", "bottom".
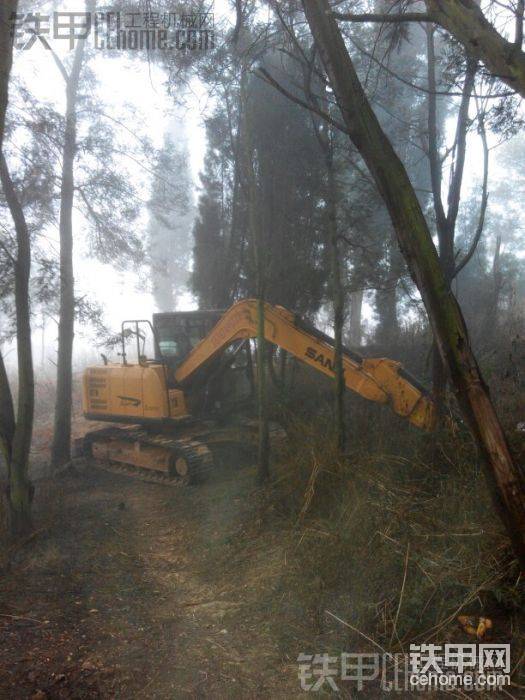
{"left": 151, "top": 309, "right": 255, "bottom": 415}
{"left": 152, "top": 310, "right": 224, "bottom": 368}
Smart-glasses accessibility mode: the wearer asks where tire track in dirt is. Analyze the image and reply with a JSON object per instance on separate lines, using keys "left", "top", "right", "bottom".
{"left": 1, "top": 463, "right": 303, "bottom": 698}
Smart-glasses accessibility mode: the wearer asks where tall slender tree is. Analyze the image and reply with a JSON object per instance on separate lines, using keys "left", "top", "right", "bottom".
{"left": 240, "top": 65, "right": 270, "bottom": 482}
{"left": 0, "top": 1, "right": 17, "bottom": 150}
{"left": 50, "top": 31, "right": 87, "bottom": 469}
{"left": 0, "top": 153, "right": 33, "bottom": 534}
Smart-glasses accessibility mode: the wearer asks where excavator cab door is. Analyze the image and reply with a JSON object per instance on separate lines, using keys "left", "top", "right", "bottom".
{"left": 152, "top": 310, "right": 224, "bottom": 369}
{"left": 153, "top": 309, "right": 254, "bottom": 414}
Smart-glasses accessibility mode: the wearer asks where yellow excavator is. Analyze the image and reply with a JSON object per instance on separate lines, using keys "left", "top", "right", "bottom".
{"left": 80, "top": 299, "right": 436, "bottom": 484}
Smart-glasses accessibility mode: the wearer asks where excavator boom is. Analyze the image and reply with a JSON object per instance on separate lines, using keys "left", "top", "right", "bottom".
{"left": 175, "top": 299, "right": 436, "bottom": 431}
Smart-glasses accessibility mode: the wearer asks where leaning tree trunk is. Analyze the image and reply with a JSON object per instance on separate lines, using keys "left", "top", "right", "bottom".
{"left": 0, "top": 154, "right": 34, "bottom": 535}
{"left": 303, "top": 0, "right": 525, "bottom": 569}
{"left": 51, "top": 39, "right": 85, "bottom": 469}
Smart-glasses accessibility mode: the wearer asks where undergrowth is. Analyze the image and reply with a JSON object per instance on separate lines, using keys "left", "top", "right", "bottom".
{"left": 264, "top": 414, "right": 524, "bottom": 687}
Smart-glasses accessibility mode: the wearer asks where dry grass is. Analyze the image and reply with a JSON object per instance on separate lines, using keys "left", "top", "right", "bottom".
{"left": 263, "top": 415, "right": 524, "bottom": 680}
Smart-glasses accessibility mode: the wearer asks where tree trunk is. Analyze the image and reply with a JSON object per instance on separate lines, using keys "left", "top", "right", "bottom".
{"left": 326, "top": 159, "right": 345, "bottom": 452}
{"left": 303, "top": 0, "right": 525, "bottom": 570}
{"left": 333, "top": 1, "right": 525, "bottom": 99}
{"left": 375, "top": 279, "right": 399, "bottom": 348}
{"left": 0, "top": 0, "right": 16, "bottom": 502}
{"left": 425, "top": 0, "right": 525, "bottom": 99}
{"left": 51, "top": 39, "right": 85, "bottom": 469}
{"left": 245, "top": 339, "right": 255, "bottom": 398}
{"left": 349, "top": 289, "right": 363, "bottom": 347}
{"left": 307, "top": 83, "right": 346, "bottom": 451}
{"left": 278, "top": 348, "right": 287, "bottom": 383}
{"left": 0, "top": 1, "right": 17, "bottom": 150}
{"left": 241, "top": 67, "right": 270, "bottom": 482}
{"left": 481, "top": 235, "right": 503, "bottom": 342}
{"left": 256, "top": 297, "right": 270, "bottom": 482}
{"left": 426, "top": 27, "right": 477, "bottom": 402}
{"left": 0, "top": 153, "right": 34, "bottom": 535}
{"left": 0, "top": 348, "right": 15, "bottom": 469}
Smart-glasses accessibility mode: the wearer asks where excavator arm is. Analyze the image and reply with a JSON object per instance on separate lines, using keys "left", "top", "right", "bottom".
{"left": 175, "top": 299, "right": 436, "bottom": 431}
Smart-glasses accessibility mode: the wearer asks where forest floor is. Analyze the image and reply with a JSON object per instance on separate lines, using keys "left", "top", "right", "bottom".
{"left": 0, "top": 429, "right": 523, "bottom": 698}
{"left": 0, "top": 459, "right": 314, "bottom": 699}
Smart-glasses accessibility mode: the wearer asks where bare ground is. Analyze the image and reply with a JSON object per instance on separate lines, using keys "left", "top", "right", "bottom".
{"left": 0, "top": 462, "right": 306, "bottom": 699}
{"left": 1, "top": 451, "right": 523, "bottom": 699}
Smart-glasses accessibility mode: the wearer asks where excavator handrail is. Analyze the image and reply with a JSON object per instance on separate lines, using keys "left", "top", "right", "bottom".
{"left": 174, "top": 299, "right": 437, "bottom": 431}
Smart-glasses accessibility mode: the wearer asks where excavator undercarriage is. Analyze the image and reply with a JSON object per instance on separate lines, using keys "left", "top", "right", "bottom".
{"left": 80, "top": 299, "right": 435, "bottom": 484}
{"left": 80, "top": 420, "right": 287, "bottom": 486}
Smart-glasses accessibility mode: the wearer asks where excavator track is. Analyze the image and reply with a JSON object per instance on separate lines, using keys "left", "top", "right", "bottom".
{"left": 82, "top": 427, "right": 214, "bottom": 486}
{"left": 80, "top": 420, "right": 288, "bottom": 487}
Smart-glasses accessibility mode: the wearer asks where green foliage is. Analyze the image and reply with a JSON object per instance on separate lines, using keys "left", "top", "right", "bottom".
{"left": 192, "top": 48, "right": 328, "bottom": 316}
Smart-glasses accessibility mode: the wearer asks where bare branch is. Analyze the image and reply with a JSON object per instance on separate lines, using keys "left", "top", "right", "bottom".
{"left": 30, "top": 31, "right": 69, "bottom": 83}
{"left": 454, "top": 108, "right": 489, "bottom": 277}
{"left": 426, "top": 26, "right": 446, "bottom": 233}
{"left": 332, "top": 12, "right": 435, "bottom": 24}
{"left": 0, "top": 238, "right": 15, "bottom": 265}
{"left": 446, "top": 58, "right": 477, "bottom": 230}
{"left": 231, "top": 0, "right": 243, "bottom": 45}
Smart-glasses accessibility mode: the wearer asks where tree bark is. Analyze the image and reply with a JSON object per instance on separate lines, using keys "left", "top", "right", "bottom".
{"left": 375, "top": 273, "right": 399, "bottom": 348}
{"left": 327, "top": 158, "right": 345, "bottom": 452}
{"left": 481, "top": 235, "right": 503, "bottom": 342}
{"left": 0, "top": 1, "right": 17, "bottom": 150}
{"left": 305, "top": 69, "right": 346, "bottom": 451}
{"left": 0, "top": 153, "right": 34, "bottom": 535}
{"left": 302, "top": 0, "right": 525, "bottom": 570}
{"left": 349, "top": 289, "right": 363, "bottom": 347}
{"left": 0, "top": 348, "right": 15, "bottom": 468}
{"left": 425, "top": 0, "right": 525, "bottom": 99}
{"left": 255, "top": 296, "right": 270, "bottom": 482}
{"left": 241, "top": 67, "right": 270, "bottom": 482}
{"left": 51, "top": 39, "right": 85, "bottom": 469}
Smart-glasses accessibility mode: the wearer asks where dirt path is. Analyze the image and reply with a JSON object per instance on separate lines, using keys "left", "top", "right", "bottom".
{"left": 0, "top": 463, "right": 306, "bottom": 698}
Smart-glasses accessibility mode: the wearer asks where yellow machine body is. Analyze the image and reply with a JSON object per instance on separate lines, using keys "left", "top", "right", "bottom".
{"left": 82, "top": 299, "right": 436, "bottom": 432}
{"left": 83, "top": 364, "right": 188, "bottom": 423}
